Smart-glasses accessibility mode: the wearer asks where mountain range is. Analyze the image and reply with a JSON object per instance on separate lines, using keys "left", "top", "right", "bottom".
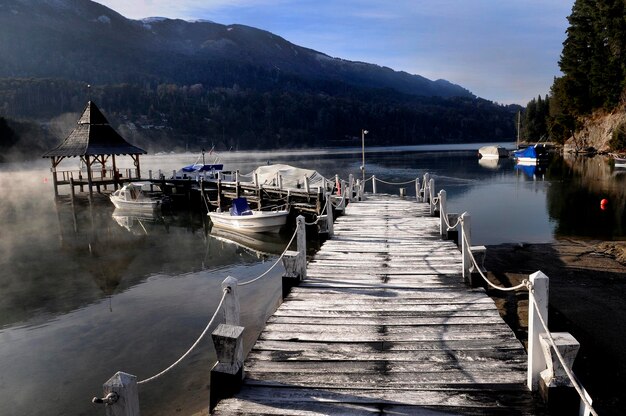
{"left": 0, "top": 0, "right": 472, "bottom": 98}
{"left": 0, "top": 0, "right": 517, "bottom": 156}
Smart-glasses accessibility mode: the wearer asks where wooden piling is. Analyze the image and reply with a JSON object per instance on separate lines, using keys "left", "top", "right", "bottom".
{"left": 93, "top": 371, "right": 139, "bottom": 416}
{"left": 528, "top": 271, "right": 549, "bottom": 391}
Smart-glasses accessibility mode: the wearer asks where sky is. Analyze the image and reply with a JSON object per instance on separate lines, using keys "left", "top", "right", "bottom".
{"left": 96, "top": 0, "right": 574, "bottom": 105}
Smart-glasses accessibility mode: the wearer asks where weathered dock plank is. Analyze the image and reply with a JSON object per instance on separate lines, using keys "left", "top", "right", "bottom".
{"left": 213, "top": 195, "right": 541, "bottom": 415}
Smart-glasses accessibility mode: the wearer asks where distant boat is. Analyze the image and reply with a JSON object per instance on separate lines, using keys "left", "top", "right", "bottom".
{"left": 478, "top": 145, "right": 509, "bottom": 159}
{"left": 611, "top": 153, "right": 626, "bottom": 168}
{"left": 208, "top": 197, "right": 289, "bottom": 234}
{"left": 512, "top": 144, "right": 550, "bottom": 166}
{"left": 110, "top": 182, "right": 166, "bottom": 211}
{"left": 172, "top": 147, "right": 223, "bottom": 180}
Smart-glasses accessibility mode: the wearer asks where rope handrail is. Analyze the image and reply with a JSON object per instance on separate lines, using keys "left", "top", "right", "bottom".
{"left": 436, "top": 193, "right": 462, "bottom": 232}
{"left": 137, "top": 288, "right": 229, "bottom": 385}
{"left": 363, "top": 175, "right": 374, "bottom": 182}
{"left": 237, "top": 225, "right": 299, "bottom": 287}
{"left": 529, "top": 292, "right": 598, "bottom": 415}
{"left": 305, "top": 192, "right": 333, "bottom": 225}
{"left": 375, "top": 177, "right": 417, "bottom": 186}
{"left": 460, "top": 222, "right": 530, "bottom": 292}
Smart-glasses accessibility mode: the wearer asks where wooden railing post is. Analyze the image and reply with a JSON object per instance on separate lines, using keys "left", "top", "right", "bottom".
{"left": 429, "top": 178, "right": 436, "bottom": 216}
{"left": 438, "top": 190, "right": 447, "bottom": 238}
{"left": 528, "top": 271, "right": 549, "bottom": 391}
{"left": 325, "top": 192, "right": 334, "bottom": 237}
{"left": 92, "top": 372, "right": 140, "bottom": 416}
{"left": 460, "top": 212, "right": 472, "bottom": 283}
{"left": 423, "top": 173, "right": 430, "bottom": 202}
{"left": 282, "top": 216, "right": 307, "bottom": 297}
{"left": 372, "top": 175, "right": 377, "bottom": 194}
{"left": 348, "top": 174, "right": 355, "bottom": 202}
{"left": 538, "top": 332, "right": 582, "bottom": 413}
{"left": 209, "top": 324, "right": 245, "bottom": 412}
{"left": 221, "top": 276, "right": 240, "bottom": 326}
{"left": 415, "top": 178, "right": 421, "bottom": 202}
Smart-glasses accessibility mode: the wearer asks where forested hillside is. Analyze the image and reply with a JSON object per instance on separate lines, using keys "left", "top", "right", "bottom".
{"left": 0, "top": 0, "right": 519, "bottom": 159}
{"left": 522, "top": 0, "right": 626, "bottom": 151}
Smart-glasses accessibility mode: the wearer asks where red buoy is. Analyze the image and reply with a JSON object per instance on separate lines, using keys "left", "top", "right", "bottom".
{"left": 600, "top": 198, "right": 608, "bottom": 210}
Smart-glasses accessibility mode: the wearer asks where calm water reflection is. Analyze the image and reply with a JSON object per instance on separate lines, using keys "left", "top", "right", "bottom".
{"left": 0, "top": 145, "right": 624, "bottom": 416}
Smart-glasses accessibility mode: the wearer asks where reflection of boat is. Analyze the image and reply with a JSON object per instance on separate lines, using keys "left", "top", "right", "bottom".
{"left": 478, "top": 158, "right": 501, "bottom": 169}
{"left": 514, "top": 163, "right": 547, "bottom": 179}
{"left": 112, "top": 208, "right": 162, "bottom": 234}
{"left": 478, "top": 145, "right": 508, "bottom": 159}
{"left": 210, "top": 227, "right": 287, "bottom": 256}
{"left": 110, "top": 182, "right": 167, "bottom": 210}
{"left": 512, "top": 144, "right": 550, "bottom": 165}
{"left": 208, "top": 197, "right": 289, "bottom": 234}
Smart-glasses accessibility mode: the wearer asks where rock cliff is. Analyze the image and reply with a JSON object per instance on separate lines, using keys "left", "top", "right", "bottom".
{"left": 566, "top": 107, "right": 626, "bottom": 153}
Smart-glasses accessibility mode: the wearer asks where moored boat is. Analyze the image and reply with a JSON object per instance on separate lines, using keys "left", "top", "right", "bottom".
{"left": 512, "top": 144, "right": 550, "bottom": 165}
{"left": 208, "top": 197, "right": 289, "bottom": 234}
{"left": 611, "top": 153, "right": 626, "bottom": 168}
{"left": 110, "top": 182, "right": 166, "bottom": 211}
{"left": 478, "top": 145, "right": 509, "bottom": 159}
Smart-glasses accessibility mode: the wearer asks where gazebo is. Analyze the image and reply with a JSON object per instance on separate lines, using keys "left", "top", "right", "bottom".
{"left": 43, "top": 101, "right": 146, "bottom": 198}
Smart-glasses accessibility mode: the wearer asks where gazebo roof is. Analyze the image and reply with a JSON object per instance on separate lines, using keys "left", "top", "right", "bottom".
{"left": 43, "top": 101, "right": 146, "bottom": 158}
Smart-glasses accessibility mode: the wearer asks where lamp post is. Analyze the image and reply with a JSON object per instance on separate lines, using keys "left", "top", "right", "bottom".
{"left": 361, "top": 129, "right": 368, "bottom": 182}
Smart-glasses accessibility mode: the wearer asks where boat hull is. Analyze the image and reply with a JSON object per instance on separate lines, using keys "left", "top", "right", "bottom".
{"left": 110, "top": 196, "right": 160, "bottom": 210}
{"left": 478, "top": 145, "right": 509, "bottom": 159}
{"left": 208, "top": 210, "right": 288, "bottom": 233}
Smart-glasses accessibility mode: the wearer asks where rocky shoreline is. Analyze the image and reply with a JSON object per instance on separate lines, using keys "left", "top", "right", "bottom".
{"left": 484, "top": 239, "right": 626, "bottom": 416}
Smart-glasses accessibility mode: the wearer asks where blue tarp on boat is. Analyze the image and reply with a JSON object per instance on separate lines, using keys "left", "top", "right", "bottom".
{"left": 231, "top": 198, "right": 253, "bottom": 216}
{"left": 513, "top": 146, "right": 538, "bottom": 159}
{"left": 181, "top": 164, "right": 223, "bottom": 173}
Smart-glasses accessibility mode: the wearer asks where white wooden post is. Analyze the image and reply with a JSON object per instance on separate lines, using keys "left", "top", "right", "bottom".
{"left": 528, "top": 270, "right": 549, "bottom": 391}
{"left": 209, "top": 324, "right": 245, "bottom": 412}
{"left": 254, "top": 173, "right": 259, "bottom": 187}
{"left": 348, "top": 174, "right": 355, "bottom": 202}
{"left": 172, "top": 169, "right": 176, "bottom": 179}
{"left": 539, "top": 332, "right": 580, "bottom": 389}
{"left": 355, "top": 179, "right": 362, "bottom": 201}
{"left": 415, "top": 178, "right": 421, "bottom": 202}
{"left": 221, "top": 276, "right": 240, "bottom": 326}
{"left": 338, "top": 181, "right": 347, "bottom": 211}
{"left": 423, "top": 173, "right": 430, "bottom": 202}
{"left": 282, "top": 216, "right": 307, "bottom": 282}
{"left": 372, "top": 175, "right": 377, "bottom": 194}
{"left": 439, "top": 190, "right": 447, "bottom": 238}
{"left": 93, "top": 371, "right": 140, "bottom": 416}
{"left": 278, "top": 174, "right": 283, "bottom": 190}
{"left": 325, "top": 192, "right": 334, "bottom": 237}
{"left": 429, "top": 178, "right": 435, "bottom": 216}
{"left": 304, "top": 175, "right": 310, "bottom": 194}
{"left": 460, "top": 212, "right": 471, "bottom": 282}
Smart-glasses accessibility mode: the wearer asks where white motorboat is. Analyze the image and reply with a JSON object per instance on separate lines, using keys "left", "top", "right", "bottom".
{"left": 478, "top": 145, "right": 509, "bottom": 159}
{"left": 110, "top": 182, "right": 165, "bottom": 211}
{"left": 208, "top": 197, "right": 289, "bottom": 234}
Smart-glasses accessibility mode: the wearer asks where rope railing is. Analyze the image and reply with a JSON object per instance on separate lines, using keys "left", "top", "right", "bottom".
{"left": 529, "top": 291, "right": 598, "bottom": 416}
{"left": 460, "top": 226, "right": 530, "bottom": 292}
{"left": 375, "top": 177, "right": 417, "bottom": 186}
{"left": 137, "top": 288, "right": 229, "bottom": 385}
{"left": 237, "top": 225, "right": 299, "bottom": 287}
{"left": 429, "top": 179, "right": 596, "bottom": 414}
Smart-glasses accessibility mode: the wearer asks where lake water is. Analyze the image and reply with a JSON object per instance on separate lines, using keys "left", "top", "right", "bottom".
{"left": 1, "top": 144, "right": 625, "bottom": 416}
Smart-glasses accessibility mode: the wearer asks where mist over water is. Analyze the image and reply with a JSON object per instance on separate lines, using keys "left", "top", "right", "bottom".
{"left": 0, "top": 145, "right": 624, "bottom": 415}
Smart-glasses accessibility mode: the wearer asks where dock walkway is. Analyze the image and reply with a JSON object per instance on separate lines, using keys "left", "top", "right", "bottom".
{"left": 213, "top": 195, "right": 540, "bottom": 415}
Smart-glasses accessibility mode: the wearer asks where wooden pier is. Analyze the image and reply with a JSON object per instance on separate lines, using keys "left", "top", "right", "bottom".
{"left": 212, "top": 195, "right": 541, "bottom": 415}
